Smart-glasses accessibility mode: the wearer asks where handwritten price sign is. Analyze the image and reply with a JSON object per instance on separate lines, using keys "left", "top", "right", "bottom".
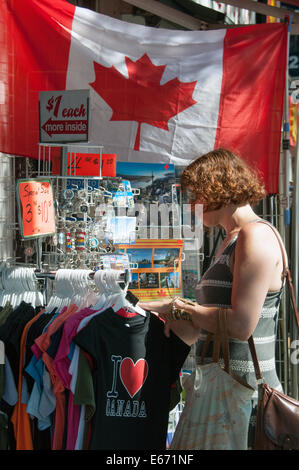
{"left": 67, "top": 153, "right": 116, "bottom": 177}
{"left": 17, "top": 179, "right": 56, "bottom": 239}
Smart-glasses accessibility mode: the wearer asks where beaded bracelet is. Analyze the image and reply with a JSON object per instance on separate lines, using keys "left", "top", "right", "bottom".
{"left": 168, "top": 297, "right": 195, "bottom": 321}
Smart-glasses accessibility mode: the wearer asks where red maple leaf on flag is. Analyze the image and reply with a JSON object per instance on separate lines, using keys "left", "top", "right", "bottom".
{"left": 89, "top": 54, "right": 197, "bottom": 151}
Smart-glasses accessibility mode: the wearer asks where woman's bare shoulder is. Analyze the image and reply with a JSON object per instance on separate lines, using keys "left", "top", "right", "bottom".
{"left": 240, "top": 220, "right": 280, "bottom": 241}
{"left": 237, "top": 221, "right": 284, "bottom": 264}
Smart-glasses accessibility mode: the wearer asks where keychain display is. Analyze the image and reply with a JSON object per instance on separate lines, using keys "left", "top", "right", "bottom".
{"left": 66, "top": 233, "right": 73, "bottom": 253}
{"left": 47, "top": 175, "right": 138, "bottom": 270}
{"left": 88, "top": 236, "right": 100, "bottom": 250}
{"left": 24, "top": 245, "right": 35, "bottom": 258}
{"left": 75, "top": 230, "right": 86, "bottom": 251}
{"left": 75, "top": 189, "right": 89, "bottom": 214}
{"left": 61, "top": 188, "right": 75, "bottom": 212}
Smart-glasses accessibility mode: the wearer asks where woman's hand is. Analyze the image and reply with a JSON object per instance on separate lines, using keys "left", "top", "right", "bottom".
{"left": 137, "top": 299, "right": 172, "bottom": 317}
{"left": 163, "top": 317, "right": 201, "bottom": 346}
{"left": 138, "top": 298, "right": 201, "bottom": 346}
{"left": 172, "top": 298, "right": 201, "bottom": 328}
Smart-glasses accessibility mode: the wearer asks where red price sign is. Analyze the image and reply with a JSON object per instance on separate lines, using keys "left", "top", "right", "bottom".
{"left": 17, "top": 179, "right": 56, "bottom": 239}
{"left": 67, "top": 153, "right": 116, "bottom": 177}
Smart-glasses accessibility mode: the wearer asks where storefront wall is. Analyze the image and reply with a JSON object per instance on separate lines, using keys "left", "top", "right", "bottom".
{"left": 0, "top": 154, "right": 15, "bottom": 263}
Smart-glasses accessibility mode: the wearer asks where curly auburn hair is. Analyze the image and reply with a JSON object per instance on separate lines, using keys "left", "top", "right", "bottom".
{"left": 180, "top": 148, "right": 266, "bottom": 212}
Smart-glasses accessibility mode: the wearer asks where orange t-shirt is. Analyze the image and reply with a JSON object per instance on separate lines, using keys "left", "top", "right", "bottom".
{"left": 11, "top": 310, "right": 44, "bottom": 450}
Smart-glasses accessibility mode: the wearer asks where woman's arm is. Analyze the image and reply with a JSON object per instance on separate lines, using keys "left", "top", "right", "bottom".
{"left": 171, "top": 223, "right": 281, "bottom": 341}
{"left": 138, "top": 299, "right": 201, "bottom": 346}
{"left": 139, "top": 223, "right": 281, "bottom": 343}
{"left": 229, "top": 222, "right": 282, "bottom": 340}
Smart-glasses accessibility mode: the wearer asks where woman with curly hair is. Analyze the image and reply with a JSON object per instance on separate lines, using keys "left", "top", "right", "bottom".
{"left": 139, "top": 148, "right": 287, "bottom": 449}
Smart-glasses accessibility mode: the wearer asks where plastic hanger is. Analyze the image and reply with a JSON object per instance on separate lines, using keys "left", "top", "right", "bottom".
{"left": 90, "top": 270, "right": 108, "bottom": 311}
{"left": 105, "top": 269, "right": 146, "bottom": 317}
{"left": 45, "top": 269, "right": 72, "bottom": 313}
{"left": 0, "top": 266, "right": 43, "bottom": 309}
{"left": 59, "top": 270, "right": 75, "bottom": 310}
{"left": 104, "top": 270, "right": 125, "bottom": 312}
{"left": 95, "top": 270, "right": 115, "bottom": 311}
{"left": 72, "top": 269, "right": 96, "bottom": 310}
{"left": 90, "top": 269, "right": 122, "bottom": 312}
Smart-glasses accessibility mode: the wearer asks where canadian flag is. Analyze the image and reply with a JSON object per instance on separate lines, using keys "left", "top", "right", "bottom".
{"left": 0, "top": 0, "right": 287, "bottom": 193}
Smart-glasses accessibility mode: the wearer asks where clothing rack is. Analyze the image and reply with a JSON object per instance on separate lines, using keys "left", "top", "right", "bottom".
{"left": 0, "top": 264, "right": 132, "bottom": 308}
{"left": 0, "top": 255, "right": 187, "bottom": 451}
{"left": 34, "top": 269, "right": 129, "bottom": 283}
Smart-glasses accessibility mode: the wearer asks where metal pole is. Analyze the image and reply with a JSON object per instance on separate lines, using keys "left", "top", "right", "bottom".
{"left": 278, "top": 175, "right": 289, "bottom": 393}
{"left": 285, "top": 17, "right": 299, "bottom": 399}
{"left": 282, "top": 20, "right": 291, "bottom": 228}
{"left": 38, "top": 144, "right": 41, "bottom": 177}
{"left": 279, "top": 19, "right": 292, "bottom": 395}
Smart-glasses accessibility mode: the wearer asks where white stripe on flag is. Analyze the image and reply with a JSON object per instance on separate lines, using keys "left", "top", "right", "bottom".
{"left": 66, "top": 7, "right": 226, "bottom": 165}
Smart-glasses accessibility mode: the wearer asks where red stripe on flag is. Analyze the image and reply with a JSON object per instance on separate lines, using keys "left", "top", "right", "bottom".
{"left": 215, "top": 23, "right": 287, "bottom": 194}
{"left": 0, "top": 0, "right": 75, "bottom": 158}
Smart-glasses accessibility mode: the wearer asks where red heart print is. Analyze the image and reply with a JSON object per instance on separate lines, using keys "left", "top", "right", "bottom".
{"left": 120, "top": 358, "right": 148, "bottom": 398}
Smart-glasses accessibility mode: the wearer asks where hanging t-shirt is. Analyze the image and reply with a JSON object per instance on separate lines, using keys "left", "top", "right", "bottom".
{"left": 0, "top": 302, "right": 36, "bottom": 386}
{"left": 74, "top": 308, "right": 190, "bottom": 450}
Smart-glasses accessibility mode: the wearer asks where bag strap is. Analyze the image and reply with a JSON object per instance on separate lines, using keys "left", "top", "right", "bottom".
{"left": 247, "top": 219, "right": 299, "bottom": 383}
{"left": 199, "top": 332, "right": 213, "bottom": 365}
{"left": 200, "top": 308, "right": 230, "bottom": 373}
{"left": 218, "top": 308, "right": 230, "bottom": 374}
{"left": 248, "top": 335, "right": 263, "bottom": 383}
{"left": 253, "top": 219, "right": 299, "bottom": 329}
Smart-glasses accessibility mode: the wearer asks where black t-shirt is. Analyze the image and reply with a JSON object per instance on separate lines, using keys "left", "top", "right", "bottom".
{"left": 0, "top": 301, "right": 36, "bottom": 385}
{"left": 23, "top": 312, "right": 56, "bottom": 394}
{"left": 74, "top": 308, "right": 190, "bottom": 450}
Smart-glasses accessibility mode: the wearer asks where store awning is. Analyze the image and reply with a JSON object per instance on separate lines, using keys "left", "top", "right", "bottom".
{"left": 124, "top": 0, "right": 299, "bottom": 33}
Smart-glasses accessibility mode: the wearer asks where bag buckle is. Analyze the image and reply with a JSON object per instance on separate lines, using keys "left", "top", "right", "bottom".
{"left": 256, "top": 378, "right": 265, "bottom": 385}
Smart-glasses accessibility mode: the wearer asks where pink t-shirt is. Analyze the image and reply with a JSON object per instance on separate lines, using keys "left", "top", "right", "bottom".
{"left": 52, "top": 307, "right": 95, "bottom": 388}
{"left": 52, "top": 306, "right": 101, "bottom": 450}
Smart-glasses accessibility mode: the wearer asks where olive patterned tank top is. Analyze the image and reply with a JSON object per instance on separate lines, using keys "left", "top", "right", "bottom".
{"left": 195, "top": 220, "right": 284, "bottom": 444}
